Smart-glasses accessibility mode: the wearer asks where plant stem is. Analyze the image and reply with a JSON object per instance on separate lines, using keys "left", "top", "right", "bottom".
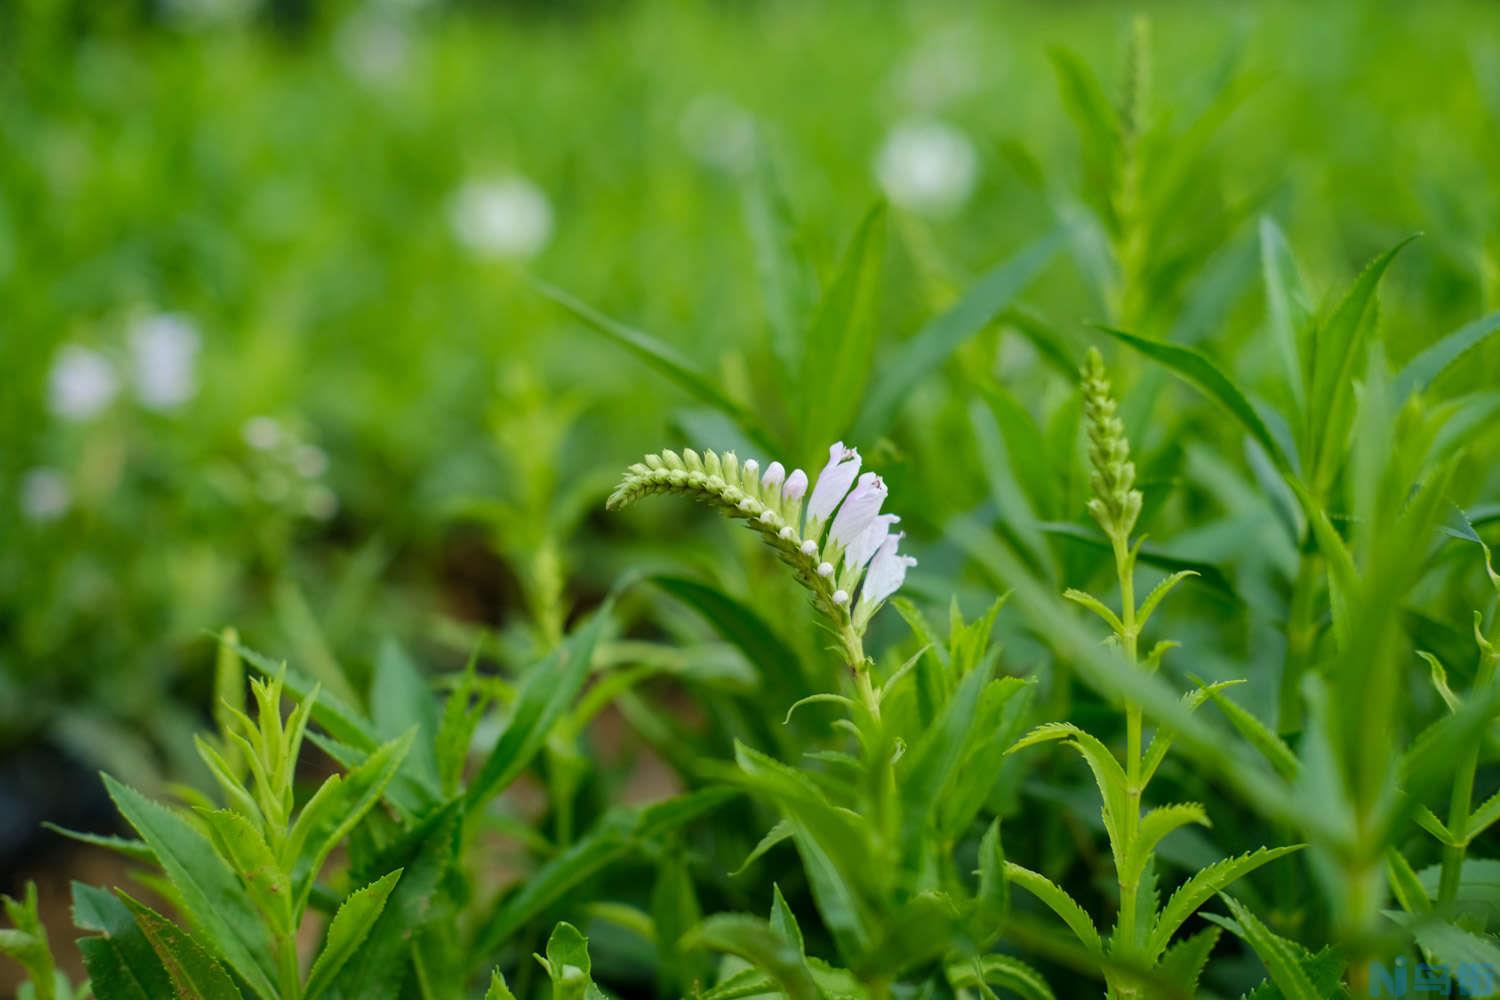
{"left": 842, "top": 622, "right": 881, "bottom": 724}
{"left": 1439, "top": 645, "right": 1498, "bottom": 906}
{"left": 1278, "top": 553, "right": 1323, "bottom": 731}
{"left": 1113, "top": 531, "right": 1144, "bottom": 953}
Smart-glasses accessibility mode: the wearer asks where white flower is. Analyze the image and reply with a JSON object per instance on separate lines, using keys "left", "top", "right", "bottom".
{"left": 129, "top": 313, "right": 200, "bottom": 411}
{"left": 305, "top": 486, "right": 339, "bottom": 521}
{"left": 294, "top": 444, "right": 329, "bottom": 479}
{"left": 828, "top": 471, "right": 887, "bottom": 550}
{"left": 891, "top": 29, "right": 981, "bottom": 110}
{"left": 783, "top": 468, "right": 808, "bottom": 502}
{"left": 243, "top": 416, "right": 283, "bottom": 451}
{"left": 860, "top": 533, "right": 917, "bottom": 610}
{"left": 48, "top": 345, "right": 119, "bottom": 421}
{"left": 449, "top": 176, "right": 553, "bottom": 259}
{"left": 20, "top": 468, "right": 71, "bottom": 522}
{"left": 679, "top": 94, "right": 757, "bottom": 173}
{"left": 335, "top": 12, "right": 411, "bottom": 85}
{"left": 761, "top": 461, "right": 784, "bottom": 492}
{"left": 874, "top": 119, "right": 977, "bottom": 217}
{"left": 805, "top": 442, "right": 861, "bottom": 535}
{"left": 845, "top": 513, "right": 900, "bottom": 573}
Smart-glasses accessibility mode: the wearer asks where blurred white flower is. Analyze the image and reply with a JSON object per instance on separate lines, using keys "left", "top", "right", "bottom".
{"left": 294, "top": 444, "right": 329, "bottom": 479}
{"left": 161, "top": 0, "right": 258, "bottom": 30}
{"left": 48, "top": 345, "right": 119, "bottom": 421}
{"left": 305, "top": 486, "right": 339, "bottom": 521}
{"left": 20, "top": 467, "right": 71, "bottom": 522}
{"left": 892, "top": 29, "right": 982, "bottom": 110}
{"left": 679, "top": 94, "right": 757, "bottom": 172}
{"left": 129, "top": 312, "right": 201, "bottom": 411}
{"left": 874, "top": 119, "right": 978, "bottom": 217}
{"left": 449, "top": 176, "right": 553, "bottom": 259}
{"left": 335, "top": 13, "right": 411, "bottom": 85}
{"left": 243, "top": 416, "right": 283, "bottom": 451}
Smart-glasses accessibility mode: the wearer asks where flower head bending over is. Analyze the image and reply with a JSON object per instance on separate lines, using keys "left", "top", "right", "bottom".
{"left": 607, "top": 442, "right": 915, "bottom": 642}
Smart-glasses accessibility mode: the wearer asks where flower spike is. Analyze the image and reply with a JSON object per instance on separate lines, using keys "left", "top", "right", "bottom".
{"left": 608, "top": 444, "right": 913, "bottom": 639}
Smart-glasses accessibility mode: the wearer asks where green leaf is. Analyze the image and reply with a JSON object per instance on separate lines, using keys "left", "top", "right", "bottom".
{"left": 231, "top": 639, "right": 379, "bottom": 753}
{"left": 733, "top": 742, "right": 876, "bottom": 960}
{"left": 799, "top": 201, "right": 886, "bottom": 455}
{"left": 650, "top": 575, "right": 805, "bottom": 698}
{"left": 854, "top": 229, "right": 1063, "bottom": 439}
{"left": 371, "top": 640, "right": 441, "bottom": 800}
{"left": 1259, "top": 217, "right": 1312, "bottom": 420}
{"left": 1004, "top": 862, "right": 1103, "bottom": 955}
{"left": 1097, "top": 325, "right": 1296, "bottom": 479}
{"left": 72, "top": 882, "right": 173, "bottom": 1000}
{"left": 974, "top": 819, "right": 1010, "bottom": 941}
{"left": 102, "top": 775, "right": 277, "bottom": 999}
{"left": 1386, "top": 849, "right": 1431, "bottom": 916}
{"left": 118, "top": 893, "right": 245, "bottom": 1000}
{"left": 1009, "top": 723, "right": 1130, "bottom": 861}
{"left": 1211, "top": 895, "right": 1324, "bottom": 1000}
{"left": 1305, "top": 236, "right": 1417, "bottom": 480}
{"left": 1146, "top": 846, "right": 1304, "bottom": 959}
{"left": 1193, "top": 679, "right": 1300, "bottom": 781}
{"left": 1119, "top": 804, "right": 1210, "bottom": 896}
{"left": 1386, "top": 910, "right": 1500, "bottom": 998}
{"left": 483, "top": 971, "right": 518, "bottom": 1000}
{"left": 1155, "top": 926, "right": 1221, "bottom": 996}
{"left": 728, "top": 820, "right": 793, "bottom": 878}
{"left": 1062, "top": 588, "right": 1124, "bottom": 634}
{"left": 1415, "top": 859, "right": 1500, "bottom": 927}
{"left": 1, "top": 883, "right": 57, "bottom": 1000}
{"left": 287, "top": 729, "right": 414, "bottom": 911}
{"left": 946, "top": 954, "right": 1056, "bottom": 1000}
{"left": 195, "top": 809, "right": 292, "bottom": 942}
{"left": 1394, "top": 309, "right": 1500, "bottom": 402}
{"left": 475, "top": 788, "right": 732, "bottom": 954}
{"left": 743, "top": 152, "right": 816, "bottom": 380}
{"left": 467, "top": 601, "right": 611, "bottom": 809}
{"left": 537, "top": 922, "right": 598, "bottom": 1000}
{"left": 534, "top": 280, "right": 766, "bottom": 442}
{"left": 1136, "top": 571, "right": 1198, "bottom": 630}
{"left": 682, "top": 914, "right": 819, "bottom": 1000}
{"left": 303, "top": 870, "right": 403, "bottom": 1000}
{"left": 899, "top": 649, "right": 1000, "bottom": 862}
{"left": 323, "top": 802, "right": 461, "bottom": 1000}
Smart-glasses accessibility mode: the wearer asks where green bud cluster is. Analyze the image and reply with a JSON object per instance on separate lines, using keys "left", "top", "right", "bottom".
{"left": 1081, "top": 347, "right": 1142, "bottom": 541}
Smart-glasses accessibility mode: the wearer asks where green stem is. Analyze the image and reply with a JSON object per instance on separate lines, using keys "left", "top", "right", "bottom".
{"left": 1439, "top": 649, "right": 1498, "bottom": 906}
{"left": 1113, "top": 532, "right": 1144, "bottom": 953}
{"left": 1278, "top": 553, "right": 1323, "bottom": 731}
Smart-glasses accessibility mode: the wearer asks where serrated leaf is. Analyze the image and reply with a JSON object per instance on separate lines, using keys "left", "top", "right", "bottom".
{"left": 483, "top": 970, "right": 518, "bottom": 1000}
{"left": 103, "top": 776, "right": 276, "bottom": 999}
{"left": 1009, "top": 723, "right": 1130, "bottom": 861}
{"left": 72, "top": 882, "right": 173, "bottom": 1000}
{"left": 946, "top": 953, "right": 1056, "bottom": 1000}
{"left": 323, "top": 802, "right": 461, "bottom": 1000}
{"left": 1005, "top": 863, "right": 1102, "bottom": 955}
{"left": 303, "top": 870, "right": 403, "bottom": 1000}
{"left": 1119, "top": 804, "right": 1210, "bottom": 897}
{"left": 1146, "top": 845, "right": 1304, "bottom": 959}
{"left": 287, "top": 729, "right": 413, "bottom": 911}
{"left": 1211, "top": 896, "right": 1325, "bottom": 1000}
{"left": 1155, "top": 926, "right": 1220, "bottom": 995}
{"left": 118, "top": 893, "right": 245, "bottom": 1000}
